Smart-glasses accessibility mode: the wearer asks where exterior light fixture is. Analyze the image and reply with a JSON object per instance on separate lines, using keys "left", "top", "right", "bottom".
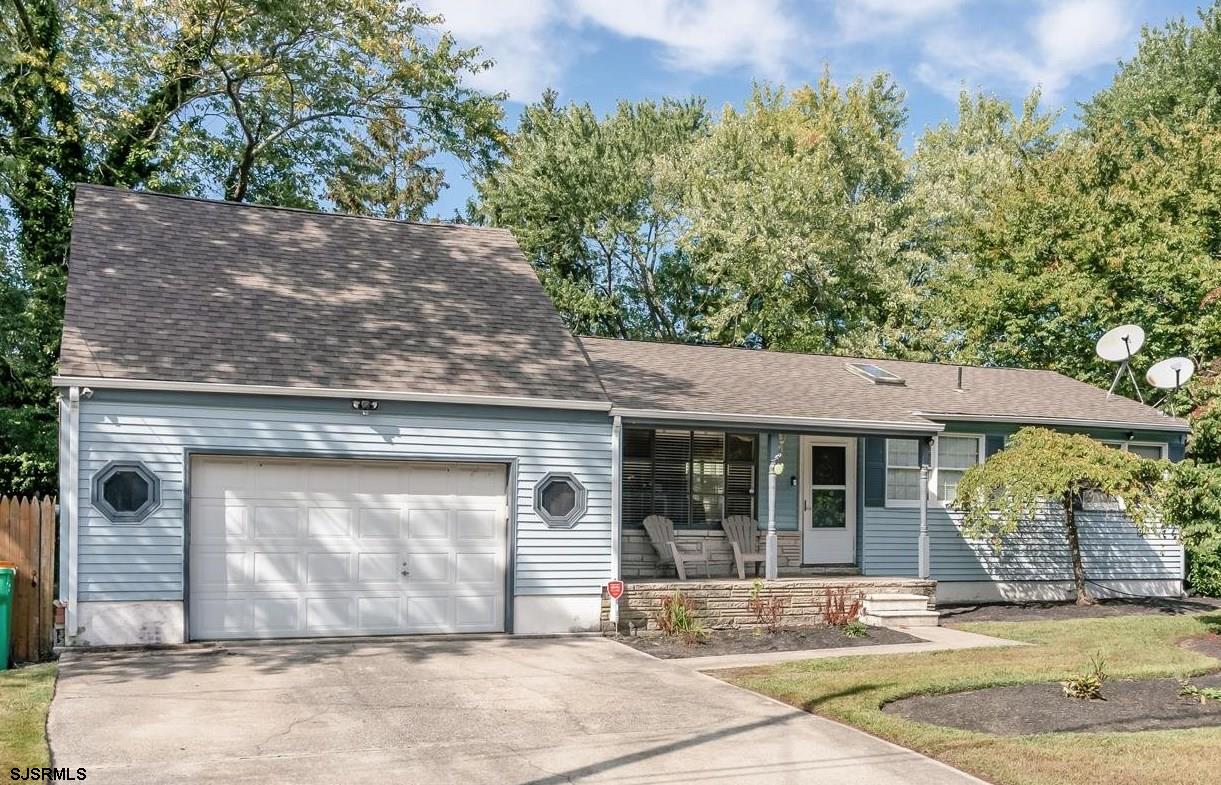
{"left": 351, "top": 399, "right": 380, "bottom": 415}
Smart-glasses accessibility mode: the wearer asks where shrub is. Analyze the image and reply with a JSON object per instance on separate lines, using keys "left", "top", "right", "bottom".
{"left": 748, "top": 579, "right": 786, "bottom": 633}
{"left": 1177, "top": 679, "right": 1221, "bottom": 704}
{"left": 841, "top": 620, "right": 868, "bottom": 638}
{"left": 1162, "top": 461, "right": 1221, "bottom": 597}
{"left": 1061, "top": 653, "right": 1108, "bottom": 700}
{"left": 822, "top": 587, "right": 862, "bottom": 626}
{"left": 655, "top": 590, "right": 707, "bottom": 644}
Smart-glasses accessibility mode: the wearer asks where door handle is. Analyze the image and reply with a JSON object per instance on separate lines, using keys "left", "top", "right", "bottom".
{"left": 401, "top": 560, "right": 409, "bottom": 577}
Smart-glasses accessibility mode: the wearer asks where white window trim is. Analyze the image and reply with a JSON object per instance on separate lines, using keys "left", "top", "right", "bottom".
{"left": 930, "top": 433, "right": 986, "bottom": 507}
{"left": 1082, "top": 439, "right": 1168, "bottom": 511}
{"left": 884, "top": 438, "right": 922, "bottom": 508}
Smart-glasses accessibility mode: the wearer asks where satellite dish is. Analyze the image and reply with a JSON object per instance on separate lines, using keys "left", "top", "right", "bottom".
{"left": 1097, "top": 324, "right": 1146, "bottom": 403}
{"left": 1096, "top": 324, "right": 1145, "bottom": 362}
{"left": 1146, "top": 357, "right": 1195, "bottom": 390}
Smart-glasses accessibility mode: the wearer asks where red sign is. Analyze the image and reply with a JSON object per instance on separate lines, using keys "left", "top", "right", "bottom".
{"left": 607, "top": 580, "right": 625, "bottom": 600}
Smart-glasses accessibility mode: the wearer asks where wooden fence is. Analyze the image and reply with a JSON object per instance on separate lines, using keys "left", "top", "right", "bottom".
{"left": 0, "top": 496, "right": 57, "bottom": 663}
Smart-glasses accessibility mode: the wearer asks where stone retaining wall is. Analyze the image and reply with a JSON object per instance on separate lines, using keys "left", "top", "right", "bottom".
{"left": 600, "top": 577, "right": 936, "bottom": 633}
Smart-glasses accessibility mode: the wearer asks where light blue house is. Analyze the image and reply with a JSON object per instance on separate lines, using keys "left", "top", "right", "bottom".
{"left": 54, "top": 186, "right": 1189, "bottom": 645}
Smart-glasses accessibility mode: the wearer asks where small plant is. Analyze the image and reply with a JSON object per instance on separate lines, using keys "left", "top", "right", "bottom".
{"left": 655, "top": 590, "right": 707, "bottom": 644}
{"left": 822, "top": 587, "right": 862, "bottom": 626}
{"left": 1177, "top": 679, "right": 1221, "bottom": 704}
{"left": 1061, "top": 652, "right": 1108, "bottom": 700}
{"left": 748, "top": 579, "right": 787, "bottom": 633}
{"left": 841, "top": 620, "right": 868, "bottom": 638}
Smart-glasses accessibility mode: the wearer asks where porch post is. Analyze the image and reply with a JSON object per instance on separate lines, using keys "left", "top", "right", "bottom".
{"left": 609, "top": 415, "right": 622, "bottom": 626}
{"left": 766, "top": 432, "right": 780, "bottom": 580}
{"left": 918, "top": 440, "right": 931, "bottom": 580}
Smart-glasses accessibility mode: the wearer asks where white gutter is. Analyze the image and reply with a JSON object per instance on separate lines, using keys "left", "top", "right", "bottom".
{"left": 912, "top": 411, "right": 1190, "bottom": 434}
{"left": 51, "top": 376, "right": 612, "bottom": 412}
{"left": 610, "top": 407, "right": 943, "bottom": 433}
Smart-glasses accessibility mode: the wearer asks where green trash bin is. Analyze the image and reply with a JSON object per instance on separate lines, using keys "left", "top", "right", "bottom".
{"left": 0, "top": 563, "right": 15, "bottom": 671}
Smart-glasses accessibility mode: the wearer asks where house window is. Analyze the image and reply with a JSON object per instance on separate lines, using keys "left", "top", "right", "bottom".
{"left": 622, "top": 429, "right": 757, "bottom": 528}
{"left": 1081, "top": 440, "right": 1167, "bottom": 510}
{"left": 534, "top": 473, "right": 587, "bottom": 528}
{"left": 885, "top": 439, "right": 921, "bottom": 507}
{"left": 92, "top": 462, "right": 161, "bottom": 523}
{"left": 935, "top": 434, "right": 983, "bottom": 504}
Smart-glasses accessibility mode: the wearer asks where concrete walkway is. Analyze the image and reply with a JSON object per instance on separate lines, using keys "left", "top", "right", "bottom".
{"left": 51, "top": 636, "right": 988, "bottom": 785}
{"left": 666, "top": 625, "right": 1026, "bottom": 670}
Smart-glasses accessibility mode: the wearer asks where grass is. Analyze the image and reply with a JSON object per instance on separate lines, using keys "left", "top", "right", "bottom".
{"left": 0, "top": 663, "right": 56, "bottom": 770}
{"left": 720, "top": 613, "right": 1221, "bottom": 785}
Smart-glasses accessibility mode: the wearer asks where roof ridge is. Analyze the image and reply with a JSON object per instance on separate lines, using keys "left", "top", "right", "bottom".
{"left": 576, "top": 335, "right": 1063, "bottom": 375}
{"left": 73, "top": 183, "right": 514, "bottom": 235}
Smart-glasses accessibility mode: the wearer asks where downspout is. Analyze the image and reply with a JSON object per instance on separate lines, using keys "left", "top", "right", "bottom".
{"left": 64, "top": 387, "right": 81, "bottom": 640}
{"left": 609, "top": 416, "right": 622, "bottom": 626}
{"left": 765, "top": 433, "right": 781, "bottom": 580}
{"left": 918, "top": 436, "right": 932, "bottom": 580}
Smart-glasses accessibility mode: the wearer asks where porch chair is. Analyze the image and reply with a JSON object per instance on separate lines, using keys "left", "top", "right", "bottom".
{"left": 642, "top": 515, "right": 711, "bottom": 580}
{"left": 722, "top": 515, "right": 766, "bottom": 580}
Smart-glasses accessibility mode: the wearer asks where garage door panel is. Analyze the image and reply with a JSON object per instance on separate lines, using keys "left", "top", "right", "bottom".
{"left": 252, "top": 505, "right": 300, "bottom": 539}
{"left": 190, "top": 457, "right": 506, "bottom": 639}
{"left": 307, "top": 507, "right": 352, "bottom": 538}
{"left": 407, "top": 508, "right": 450, "bottom": 539}
{"left": 358, "top": 507, "right": 402, "bottom": 538}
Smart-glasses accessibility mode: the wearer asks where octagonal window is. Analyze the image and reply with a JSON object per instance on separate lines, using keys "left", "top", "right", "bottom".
{"left": 534, "top": 473, "right": 587, "bottom": 528}
{"left": 93, "top": 462, "right": 161, "bottom": 523}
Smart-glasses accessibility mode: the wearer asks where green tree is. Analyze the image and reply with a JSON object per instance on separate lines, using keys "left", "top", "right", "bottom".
{"left": 954, "top": 428, "right": 1165, "bottom": 605}
{"left": 1082, "top": 1, "right": 1221, "bottom": 132}
{"left": 0, "top": 0, "right": 505, "bottom": 494}
{"left": 476, "top": 91, "right": 710, "bottom": 339}
{"left": 936, "top": 118, "right": 1221, "bottom": 384}
{"left": 675, "top": 76, "right": 913, "bottom": 355}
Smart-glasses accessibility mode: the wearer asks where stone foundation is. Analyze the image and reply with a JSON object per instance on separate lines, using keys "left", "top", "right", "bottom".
{"left": 600, "top": 577, "right": 936, "bottom": 633}
{"left": 621, "top": 528, "right": 803, "bottom": 579}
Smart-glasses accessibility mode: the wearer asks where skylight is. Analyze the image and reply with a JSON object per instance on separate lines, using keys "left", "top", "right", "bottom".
{"left": 845, "top": 362, "right": 905, "bottom": 385}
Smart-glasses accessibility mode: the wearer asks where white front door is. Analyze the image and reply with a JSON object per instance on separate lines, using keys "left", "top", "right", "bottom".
{"left": 188, "top": 456, "right": 508, "bottom": 640}
{"left": 800, "top": 436, "right": 857, "bottom": 564}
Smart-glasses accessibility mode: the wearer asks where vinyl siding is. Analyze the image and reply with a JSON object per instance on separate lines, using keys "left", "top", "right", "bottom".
{"left": 861, "top": 506, "right": 1182, "bottom": 581}
{"left": 755, "top": 434, "right": 799, "bottom": 531}
{"left": 75, "top": 391, "right": 612, "bottom": 601}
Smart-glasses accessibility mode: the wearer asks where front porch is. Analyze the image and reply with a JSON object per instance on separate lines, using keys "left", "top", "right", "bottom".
{"left": 600, "top": 576, "right": 937, "bottom": 633}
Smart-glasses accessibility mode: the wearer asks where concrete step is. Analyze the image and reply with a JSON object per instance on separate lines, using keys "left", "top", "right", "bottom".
{"left": 861, "top": 593, "right": 932, "bottom": 613}
{"left": 859, "top": 609, "right": 942, "bottom": 628}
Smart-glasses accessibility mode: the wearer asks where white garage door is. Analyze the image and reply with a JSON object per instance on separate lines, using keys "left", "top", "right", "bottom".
{"left": 188, "top": 456, "right": 508, "bottom": 640}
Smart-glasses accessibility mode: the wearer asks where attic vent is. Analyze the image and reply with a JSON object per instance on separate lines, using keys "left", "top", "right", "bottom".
{"left": 845, "top": 362, "right": 905, "bottom": 386}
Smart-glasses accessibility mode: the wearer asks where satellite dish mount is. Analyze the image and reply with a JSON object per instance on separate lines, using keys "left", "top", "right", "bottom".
{"left": 1096, "top": 325, "right": 1146, "bottom": 404}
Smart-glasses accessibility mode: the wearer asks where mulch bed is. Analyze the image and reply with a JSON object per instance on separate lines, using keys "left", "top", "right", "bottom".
{"left": 939, "top": 597, "right": 1221, "bottom": 624}
{"left": 883, "top": 673, "right": 1221, "bottom": 735}
{"left": 1181, "top": 633, "right": 1221, "bottom": 661}
{"left": 613, "top": 625, "right": 923, "bottom": 660}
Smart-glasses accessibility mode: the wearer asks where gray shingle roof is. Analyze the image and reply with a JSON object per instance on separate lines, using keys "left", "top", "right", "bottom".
{"left": 578, "top": 337, "right": 1188, "bottom": 432}
{"left": 59, "top": 185, "right": 608, "bottom": 403}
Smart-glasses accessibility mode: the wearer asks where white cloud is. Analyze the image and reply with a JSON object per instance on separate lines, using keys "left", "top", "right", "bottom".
{"left": 424, "top": 0, "right": 564, "bottom": 100}
{"left": 572, "top": 0, "right": 797, "bottom": 76}
{"left": 915, "top": 0, "right": 1136, "bottom": 104}
{"left": 833, "top": 0, "right": 964, "bottom": 42}
{"left": 426, "top": 0, "right": 803, "bottom": 102}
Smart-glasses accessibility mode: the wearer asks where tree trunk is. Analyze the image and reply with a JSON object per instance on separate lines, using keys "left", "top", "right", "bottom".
{"left": 1063, "top": 492, "right": 1094, "bottom": 605}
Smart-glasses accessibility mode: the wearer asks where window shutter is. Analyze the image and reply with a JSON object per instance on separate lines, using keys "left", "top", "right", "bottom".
{"left": 1169, "top": 437, "right": 1185, "bottom": 462}
{"left": 985, "top": 434, "right": 1006, "bottom": 458}
{"left": 863, "top": 437, "right": 886, "bottom": 508}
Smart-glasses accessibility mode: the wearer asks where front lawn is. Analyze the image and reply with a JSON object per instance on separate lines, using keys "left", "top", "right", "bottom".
{"left": 0, "top": 663, "right": 57, "bottom": 770}
{"left": 720, "top": 614, "right": 1221, "bottom": 785}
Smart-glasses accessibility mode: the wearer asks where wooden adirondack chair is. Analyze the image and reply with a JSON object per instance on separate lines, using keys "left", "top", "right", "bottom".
{"left": 642, "top": 515, "right": 710, "bottom": 580}
{"left": 722, "top": 515, "right": 765, "bottom": 580}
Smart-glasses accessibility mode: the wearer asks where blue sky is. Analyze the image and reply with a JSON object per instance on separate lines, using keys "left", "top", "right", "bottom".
{"left": 425, "top": 0, "right": 1205, "bottom": 218}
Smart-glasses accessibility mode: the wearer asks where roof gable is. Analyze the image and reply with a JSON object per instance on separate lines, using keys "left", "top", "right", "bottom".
{"left": 59, "top": 185, "right": 607, "bottom": 404}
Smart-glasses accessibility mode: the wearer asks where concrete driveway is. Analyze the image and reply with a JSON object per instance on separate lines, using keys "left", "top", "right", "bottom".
{"left": 50, "top": 636, "right": 984, "bottom": 785}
